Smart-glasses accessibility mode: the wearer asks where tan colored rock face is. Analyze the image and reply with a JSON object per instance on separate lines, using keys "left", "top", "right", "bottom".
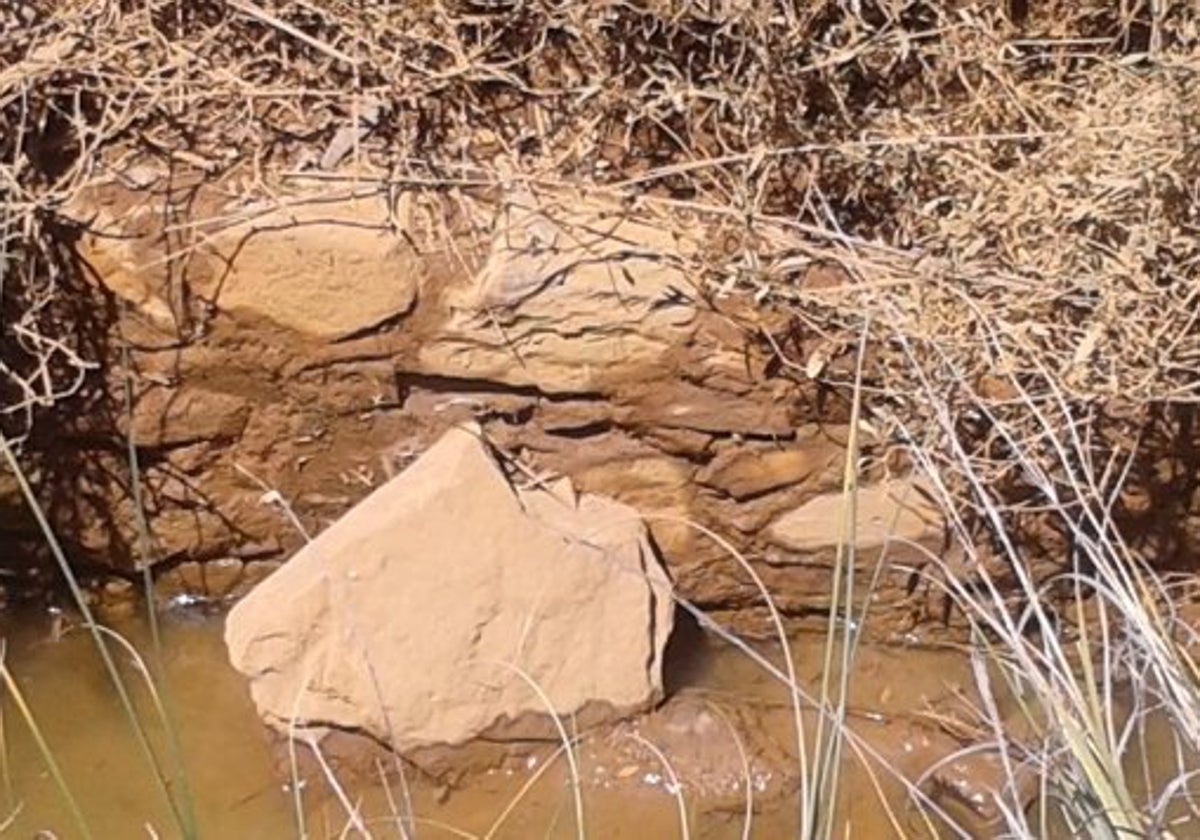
{"left": 417, "top": 193, "right": 698, "bottom": 393}
{"left": 125, "top": 386, "right": 250, "bottom": 447}
{"left": 698, "top": 443, "right": 841, "bottom": 500}
{"left": 60, "top": 178, "right": 959, "bottom": 638}
{"left": 618, "top": 382, "right": 796, "bottom": 437}
{"left": 571, "top": 455, "right": 698, "bottom": 569}
{"left": 767, "top": 479, "right": 942, "bottom": 555}
{"left": 224, "top": 425, "right": 674, "bottom": 751}
{"left": 206, "top": 199, "right": 419, "bottom": 338}
{"left": 77, "top": 189, "right": 420, "bottom": 339}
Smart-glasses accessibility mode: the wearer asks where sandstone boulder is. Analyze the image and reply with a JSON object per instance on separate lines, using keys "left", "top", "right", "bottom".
{"left": 77, "top": 187, "right": 420, "bottom": 339}
{"left": 768, "top": 479, "right": 942, "bottom": 558}
{"left": 204, "top": 195, "right": 420, "bottom": 338}
{"left": 224, "top": 424, "right": 673, "bottom": 752}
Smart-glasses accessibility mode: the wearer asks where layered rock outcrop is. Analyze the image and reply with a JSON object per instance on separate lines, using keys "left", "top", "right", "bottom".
{"left": 5, "top": 173, "right": 952, "bottom": 638}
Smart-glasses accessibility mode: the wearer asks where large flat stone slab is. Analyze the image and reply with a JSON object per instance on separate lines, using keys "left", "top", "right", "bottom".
{"left": 225, "top": 424, "right": 673, "bottom": 751}
{"left": 768, "top": 479, "right": 942, "bottom": 555}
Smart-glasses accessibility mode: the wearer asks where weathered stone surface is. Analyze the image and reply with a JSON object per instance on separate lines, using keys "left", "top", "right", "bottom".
{"left": 225, "top": 424, "right": 673, "bottom": 751}
{"left": 571, "top": 455, "right": 697, "bottom": 563}
{"left": 207, "top": 198, "right": 420, "bottom": 338}
{"left": 618, "top": 382, "right": 796, "bottom": 437}
{"left": 154, "top": 556, "right": 249, "bottom": 602}
{"left": 162, "top": 442, "right": 213, "bottom": 475}
{"left": 148, "top": 508, "right": 237, "bottom": 561}
{"left": 698, "top": 442, "right": 840, "bottom": 500}
{"left": 74, "top": 186, "right": 176, "bottom": 325}
{"left": 156, "top": 560, "right": 206, "bottom": 600}
{"left": 640, "top": 426, "right": 714, "bottom": 457}
{"left": 127, "top": 386, "right": 250, "bottom": 448}
{"left": 201, "top": 557, "right": 245, "bottom": 598}
{"left": 417, "top": 192, "right": 698, "bottom": 393}
{"left": 77, "top": 188, "right": 420, "bottom": 339}
{"left": 767, "top": 479, "right": 941, "bottom": 556}
{"left": 65, "top": 179, "right": 958, "bottom": 638}
{"left": 536, "top": 401, "right": 613, "bottom": 435}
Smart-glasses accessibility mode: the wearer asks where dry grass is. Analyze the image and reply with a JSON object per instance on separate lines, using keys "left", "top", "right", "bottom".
{"left": 2, "top": 0, "right": 1197, "bottom": 457}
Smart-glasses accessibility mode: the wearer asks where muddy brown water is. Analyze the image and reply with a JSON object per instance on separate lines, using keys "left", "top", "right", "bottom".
{"left": 0, "top": 607, "right": 1191, "bottom": 839}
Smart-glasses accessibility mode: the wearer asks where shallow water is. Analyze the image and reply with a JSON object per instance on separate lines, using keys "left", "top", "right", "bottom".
{"left": 0, "top": 608, "right": 292, "bottom": 838}
{"left": 0, "top": 604, "right": 987, "bottom": 839}
{"left": 0, "top": 607, "right": 1193, "bottom": 839}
